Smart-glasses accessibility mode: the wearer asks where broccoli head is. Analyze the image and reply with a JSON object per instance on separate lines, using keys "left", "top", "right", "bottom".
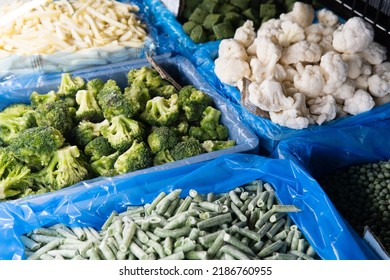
{"left": 57, "top": 73, "right": 85, "bottom": 98}
{"left": 140, "top": 94, "right": 180, "bottom": 127}
{"left": 123, "top": 86, "right": 151, "bottom": 116}
{"left": 97, "top": 79, "right": 135, "bottom": 119}
{"left": 170, "top": 137, "right": 205, "bottom": 161}
{"left": 172, "top": 120, "right": 189, "bottom": 136}
{"left": 90, "top": 151, "right": 120, "bottom": 177}
{"left": 178, "top": 85, "right": 212, "bottom": 122}
{"left": 114, "top": 141, "right": 153, "bottom": 174}
{"left": 34, "top": 100, "right": 73, "bottom": 136}
{"left": 128, "top": 66, "right": 163, "bottom": 89}
{"left": 75, "top": 89, "right": 104, "bottom": 122}
{"left": 86, "top": 78, "right": 105, "bottom": 97}
{"left": 84, "top": 136, "right": 115, "bottom": 162}
{"left": 153, "top": 149, "right": 175, "bottom": 166}
{"left": 156, "top": 83, "right": 178, "bottom": 98}
{"left": 147, "top": 126, "right": 179, "bottom": 153}
{"left": 101, "top": 115, "right": 144, "bottom": 152}
{"left": 71, "top": 119, "right": 110, "bottom": 148}
{"left": 30, "top": 90, "right": 59, "bottom": 108}
{"left": 0, "top": 148, "right": 31, "bottom": 199}
{"left": 189, "top": 106, "right": 229, "bottom": 141}
{"left": 32, "top": 145, "right": 89, "bottom": 191}
{"left": 8, "top": 126, "right": 65, "bottom": 170}
{"left": 202, "top": 140, "right": 236, "bottom": 152}
{"left": 0, "top": 104, "right": 36, "bottom": 144}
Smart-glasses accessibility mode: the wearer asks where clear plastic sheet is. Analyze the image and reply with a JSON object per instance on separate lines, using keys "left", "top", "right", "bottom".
{"left": 0, "top": 0, "right": 158, "bottom": 81}
{"left": 0, "top": 153, "right": 378, "bottom": 260}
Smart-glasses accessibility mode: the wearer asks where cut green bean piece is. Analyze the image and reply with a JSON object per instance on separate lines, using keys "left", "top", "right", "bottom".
{"left": 199, "top": 201, "right": 223, "bottom": 213}
{"left": 197, "top": 213, "right": 232, "bottom": 230}
{"left": 173, "top": 240, "right": 196, "bottom": 253}
{"left": 164, "top": 212, "right": 189, "bottom": 230}
{"left": 231, "top": 225, "right": 260, "bottom": 242}
{"left": 189, "top": 189, "right": 204, "bottom": 202}
{"left": 156, "top": 189, "right": 182, "bottom": 215}
{"left": 40, "top": 253, "right": 55, "bottom": 260}
{"left": 119, "top": 221, "right": 137, "bottom": 252}
{"left": 129, "top": 242, "right": 148, "bottom": 260}
{"left": 266, "top": 191, "right": 275, "bottom": 210}
{"left": 163, "top": 237, "right": 173, "bottom": 255}
{"left": 147, "top": 192, "right": 166, "bottom": 215}
{"left": 220, "top": 244, "right": 251, "bottom": 260}
{"left": 229, "top": 190, "right": 243, "bottom": 207}
{"left": 207, "top": 193, "right": 215, "bottom": 202}
{"left": 86, "top": 248, "right": 101, "bottom": 260}
{"left": 207, "top": 230, "right": 225, "bottom": 258}
{"left": 289, "top": 250, "right": 314, "bottom": 260}
{"left": 136, "top": 228, "right": 149, "bottom": 244}
{"left": 223, "top": 233, "right": 257, "bottom": 258}
{"left": 231, "top": 202, "right": 247, "bottom": 222}
{"left": 21, "top": 235, "right": 40, "bottom": 251}
{"left": 258, "top": 240, "right": 284, "bottom": 258}
{"left": 297, "top": 239, "right": 307, "bottom": 252}
{"left": 33, "top": 227, "right": 58, "bottom": 237}
{"left": 160, "top": 251, "right": 185, "bottom": 260}
{"left": 198, "top": 230, "right": 223, "bottom": 247}
{"left": 101, "top": 211, "right": 118, "bottom": 231}
{"left": 186, "top": 250, "right": 208, "bottom": 260}
{"left": 291, "top": 230, "right": 302, "bottom": 251}
{"left": 306, "top": 245, "right": 316, "bottom": 257}
{"left": 154, "top": 226, "right": 191, "bottom": 239}
{"left": 28, "top": 239, "right": 64, "bottom": 260}
{"left": 266, "top": 218, "right": 286, "bottom": 239}
{"left": 147, "top": 239, "right": 166, "bottom": 258}
{"left": 272, "top": 230, "right": 287, "bottom": 241}
{"left": 164, "top": 197, "right": 180, "bottom": 218}
{"left": 271, "top": 205, "right": 301, "bottom": 213}
{"left": 174, "top": 197, "right": 193, "bottom": 215}
{"left": 47, "top": 249, "right": 78, "bottom": 259}
{"left": 257, "top": 222, "right": 273, "bottom": 239}
{"left": 272, "top": 253, "right": 298, "bottom": 260}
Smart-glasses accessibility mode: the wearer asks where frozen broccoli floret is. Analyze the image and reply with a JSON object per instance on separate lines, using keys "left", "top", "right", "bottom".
{"left": 173, "top": 120, "right": 189, "bottom": 136}
{"left": 153, "top": 149, "right": 175, "bottom": 166}
{"left": 34, "top": 100, "right": 73, "bottom": 136}
{"left": 72, "top": 119, "right": 110, "bottom": 148}
{"left": 0, "top": 148, "right": 31, "bottom": 199}
{"left": 189, "top": 106, "right": 229, "bottom": 141}
{"left": 101, "top": 115, "right": 144, "bottom": 152}
{"left": 178, "top": 86, "right": 212, "bottom": 122}
{"left": 30, "top": 90, "right": 59, "bottom": 108}
{"left": 147, "top": 127, "right": 179, "bottom": 154}
{"left": 84, "top": 136, "right": 115, "bottom": 162}
{"left": 114, "top": 141, "right": 153, "bottom": 174}
{"left": 57, "top": 73, "right": 85, "bottom": 98}
{"left": 156, "top": 84, "right": 178, "bottom": 98}
{"left": 90, "top": 151, "right": 120, "bottom": 177}
{"left": 75, "top": 89, "right": 104, "bottom": 122}
{"left": 170, "top": 137, "right": 205, "bottom": 161}
{"left": 86, "top": 78, "right": 105, "bottom": 97}
{"left": 140, "top": 94, "right": 180, "bottom": 127}
{"left": 0, "top": 104, "right": 36, "bottom": 144}
{"left": 123, "top": 86, "right": 151, "bottom": 116}
{"left": 128, "top": 67, "right": 163, "bottom": 89}
{"left": 8, "top": 126, "right": 65, "bottom": 170}
{"left": 31, "top": 145, "right": 89, "bottom": 191}
{"left": 97, "top": 79, "right": 135, "bottom": 119}
{"left": 202, "top": 140, "right": 236, "bottom": 152}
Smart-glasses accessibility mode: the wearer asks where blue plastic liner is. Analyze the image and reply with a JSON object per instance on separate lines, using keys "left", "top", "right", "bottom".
{"left": 142, "top": 0, "right": 221, "bottom": 64}
{"left": 0, "top": 153, "right": 378, "bottom": 260}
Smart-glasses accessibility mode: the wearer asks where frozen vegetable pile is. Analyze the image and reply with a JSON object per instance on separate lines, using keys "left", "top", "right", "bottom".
{"left": 179, "top": 0, "right": 301, "bottom": 43}
{"left": 214, "top": 1, "right": 390, "bottom": 129}
{"left": 318, "top": 159, "right": 390, "bottom": 253}
{"left": 0, "top": 67, "right": 235, "bottom": 200}
{"left": 22, "top": 180, "right": 319, "bottom": 260}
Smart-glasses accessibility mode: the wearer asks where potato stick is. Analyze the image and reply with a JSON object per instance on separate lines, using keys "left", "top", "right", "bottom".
{"left": 0, "top": 0, "right": 49, "bottom": 28}
{"left": 86, "top": 7, "right": 127, "bottom": 29}
{"left": 83, "top": 14, "right": 103, "bottom": 40}
{"left": 59, "top": 0, "right": 75, "bottom": 15}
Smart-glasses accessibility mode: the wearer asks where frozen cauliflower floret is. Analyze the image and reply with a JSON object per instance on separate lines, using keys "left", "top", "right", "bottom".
{"left": 342, "top": 53, "right": 363, "bottom": 80}
{"left": 359, "top": 42, "right": 387, "bottom": 65}
{"left": 250, "top": 58, "right": 287, "bottom": 83}
{"left": 255, "top": 37, "right": 282, "bottom": 65}
{"left": 280, "top": 41, "right": 322, "bottom": 65}
{"left": 332, "top": 17, "right": 374, "bottom": 54}
{"left": 343, "top": 89, "right": 375, "bottom": 115}
{"left": 367, "top": 62, "right": 390, "bottom": 97}
{"left": 234, "top": 20, "right": 256, "bottom": 48}
{"left": 218, "top": 39, "right": 248, "bottom": 60}
{"left": 277, "top": 21, "right": 305, "bottom": 47}
{"left": 308, "top": 95, "right": 337, "bottom": 125}
{"left": 214, "top": 57, "right": 251, "bottom": 86}
{"left": 293, "top": 63, "right": 325, "bottom": 98}
{"left": 284, "top": 65, "right": 299, "bottom": 82}
{"left": 257, "top": 18, "right": 283, "bottom": 41}
{"left": 269, "top": 92, "right": 311, "bottom": 129}
{"left": 317, "top": 9, "right": 339, "bottom": 27}
{"left": 280, "top": 2, "right": 315, "bottom": 28}
{"left": 305, "top": 24, "right": 324, "bottom": 44}
{"left": 330, "top": 79, "right": 355, "bottom": 103}
{"left": 355, "top": 75, "right": 370, "bottom": 91}
{"left": 320, "top": 51, "right": 348, "bottom": 94}
{"left": 248, "top": 79, "right": 294, "bottom": 112}
{"left": 319, "top": 34, "right": 335, "bottom": 53}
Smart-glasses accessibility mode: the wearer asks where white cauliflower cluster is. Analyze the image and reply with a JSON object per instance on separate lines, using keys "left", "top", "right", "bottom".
{"left": 214, "top": 1, "right": 389, "bottom": 129}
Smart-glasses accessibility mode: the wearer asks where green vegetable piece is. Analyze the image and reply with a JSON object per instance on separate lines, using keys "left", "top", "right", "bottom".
{"left": 230, "top": 0, "right": 250, "bottom": 10}
{"left": 153, "top": 149, "right": 175, "bottom": 166}
{"left": 147, "top": 127, "right": 179, "bottom": 154}
{"left": 140, "top": 94, "right": 180, "bottom": 127}
{"left": 84, "top": 136, "right": 115, "bottom": 162}
{"left": 200, "top": 0, "right": 218, "bottom": 13}
{"left": 57, "top": 73, "right": 85, "bottom": 98}
{"left": 218, "top": 3, "right": 239, "bottom": 14}
{"left": 203, "top": 14, "right": 223, "bottom": 31}
{"left": 30, "top": 90, "right": 59, "bottom": 108}
{"left": 114, "top": 141, "right": 153, "bottom": 174}
{"left": 190, "top": 25, "right": 208, "bottom": 43}
{"left": 188, "top": 7, "right": 208, "bottom": 24}
{"left": 170, "top": 138, "right": 205, "bottom": 161}
{"left": 202, "top": 140, "right": 235, "bottom": 152}
{"left": 178, "top": 85, "right": 212, "bottom": 122}
{"left": 212, "top": 21, "right": 235, "bottom": 40}
{"left": 128, "top": 67, "right": 163, "bottom": 90}
{"left": 224, "top": 12, "right": 243, "bottom": 27}
{"left": 183, "top": 21, "right": 197, "bottom": 35}
{"left": 75, "top": 89, "right": 104, "bottom": 122}
{"left": 123, "top": 85, "right": 151, "bottom": 117}
{"left": 242, "top": 8, "right": 260, "bottom": 27}
{"left": 71, "top": 119, "right": 109, "bottom": 148}
{"left": 181, "top": 0, "right": 199, "bottom": 19}
{"left": 260, "top": 3, "right": 277, "bottom": 20}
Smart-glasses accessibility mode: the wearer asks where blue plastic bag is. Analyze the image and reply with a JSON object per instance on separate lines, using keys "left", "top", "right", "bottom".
{"left": 0, "top": 153, "right": 378, "bottom": 260}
